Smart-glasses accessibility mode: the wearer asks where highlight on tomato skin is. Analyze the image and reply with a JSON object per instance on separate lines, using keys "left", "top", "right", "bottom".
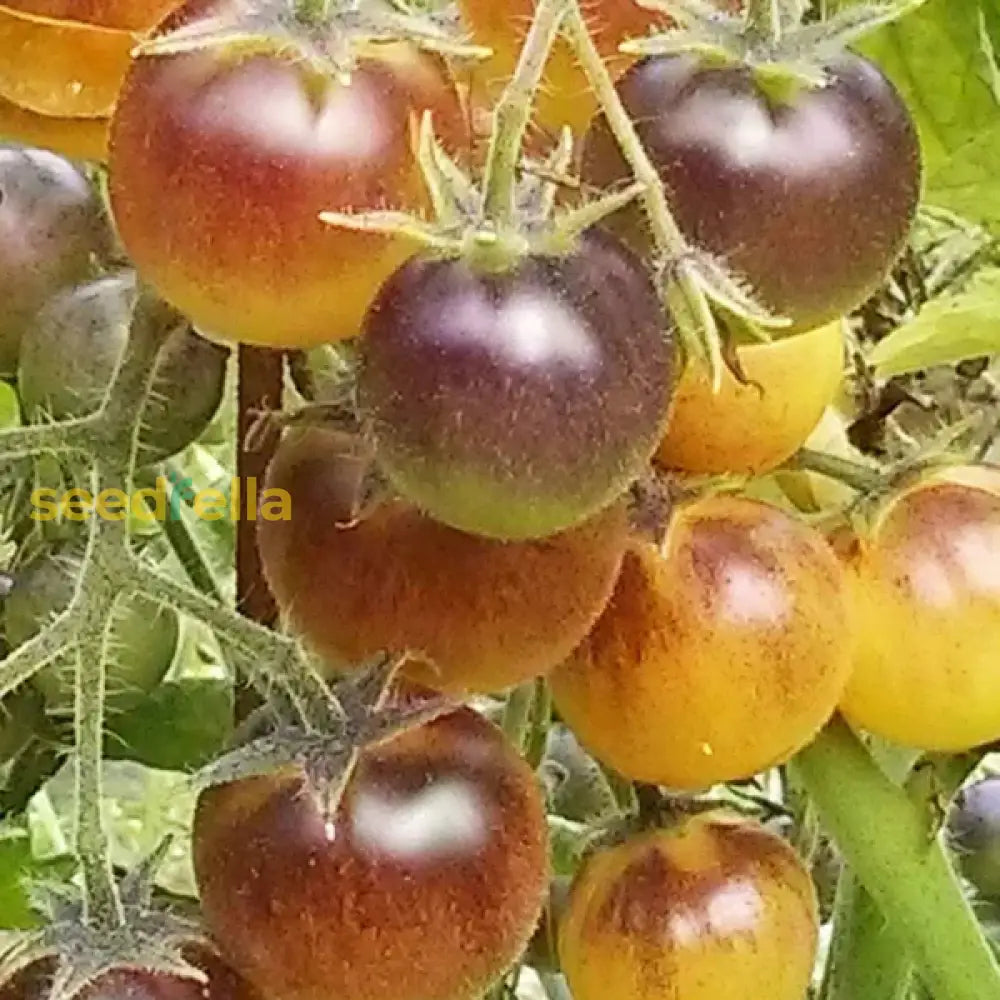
{"left": 550, "top": 493, "right": 853, "bottom": 789}
{"left": 656, "top": 320, "right": 845, "bottom": 476}
{"left": 108, "top": 0, "right": 469, "bottom": 350}
{"left": 559, "top": 813, "right": 819, "bottom": 1000}
{"left": 839, "top": 465, "right": 1000, "bottom": 751}
{"left": 257, "top": 425, "right": 630, "bottom": 695}
{"left": 193, "top": 704, "right": 549, "bottom": 1000}
{"left": 581, "top": 51, "right": 921, "bottom": 334}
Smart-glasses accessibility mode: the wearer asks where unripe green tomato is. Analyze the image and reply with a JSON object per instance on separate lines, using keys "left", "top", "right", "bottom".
{"left": 2, "top": 545, "right": 178, "bottom": 715}
{"left": 18, "top": 271, "right": 229, "bottom": 463}
{"left": 0, "top": 143, "right": 110, "bottom": 376}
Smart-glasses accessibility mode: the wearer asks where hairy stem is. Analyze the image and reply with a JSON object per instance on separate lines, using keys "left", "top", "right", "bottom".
{"left": 502, "top": 681, "right": 536, "bottom": 753}
{"left": 482, "top": 0, "right": 571, "bottom": 226}
{"left": 564, "top": 3, "right": 687, "bottom": 259}
{"left": 791, "top": 448, "right": 885, "bottom": 494}
{"left": 744, "top": 0, "right": 784, "bottom": 43}
{"left": 294, "top": 0, "right": 332, "bottom": 27}
{"left": 793, "top": 717, "right": 1000, "bottom": 1000}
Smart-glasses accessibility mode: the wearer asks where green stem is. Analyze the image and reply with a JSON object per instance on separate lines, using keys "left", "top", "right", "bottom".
{"left": 822, "top": 870, "right": 913, "bottom": 1000}
{"left": 502, "top": 682, "right": 536, "bottom": 754}
{"left": 482, "top": 0, "right": 571, "bottom": 226}
{"left": 564, "top": 3, "right": 687, "bottom": 259}
{"left": 793, "top": 717, "right": 1000, "bottom": 1000}
{"left": 294, "top": 0, "right": 332, "bottom": 27}
{"left": 525, "top": 678, "right": 553, "bottom": 770}
{"left": 744, "top": 0, "right": 784, "bottom": 43}
{"left": 791, "top": 448, "right": 886, "bottom": 494}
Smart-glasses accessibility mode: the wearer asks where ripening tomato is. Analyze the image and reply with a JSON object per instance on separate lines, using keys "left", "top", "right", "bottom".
{"left": 257, "top": 426, "right": 628, "bottom": 694}
{"left": 0, "top": 949, "right": 260, "bottom": 1000}
{"left": 559, "top": 814, "right": 819, "bottom": 1000}
{"left": 458, "top": 0, "right": 661, "bottom": 135}
{"left": 839, "top": 466, "right": 1000, "bottom": 750}
{"left": 582, "top": 52, "right": 920, "bottom": 332}
{"left": 359, "top": 227, "right": 675, "bottom": 539}
{"left": 657, "top": 320, "right": 844, "bottom": 476}
{"left": 0, "top": 2, "right": 177, "bottom": 119}
{"left": 109, "top": 0, "right": 468, "bottom": 348}
{"left": 194, "top": 705, "right": 548, "bottom": 1000}
{"left": 0, "top": 95, "right": 110, "bottom": 161}
{"left": 550, "top": 494, "right": 853, "bottom": 788}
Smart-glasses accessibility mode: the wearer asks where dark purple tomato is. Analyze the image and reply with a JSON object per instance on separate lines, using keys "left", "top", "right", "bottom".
{"left": 193, "top": 705, "right": 548, "bottom": 1000}
{"left": 18, "top": 272, "right": 228, "bottom": 463}
{"left": 0, "top": 951, "right": 259, "bottom": 1000}
{"left": 360, "top": 228, "right": 675, "bottom": 540}
{"left": 0, "top": 144, "right": 110, "bottom": 376}
{"left": 581, "top": 53, "right": 921, "bottom": 333}
{"left": 949, "top": 777, "right": 1000, "bottom": 901}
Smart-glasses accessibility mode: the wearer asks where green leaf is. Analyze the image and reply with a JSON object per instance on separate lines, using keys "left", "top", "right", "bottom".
{"left": 105, "top": 678, "right": 233, "bottom": 772}
{"left": 861, "top": 0, "right": 1000, "bottom": 230}
{"left": 869, "top": 266, "right": 1000, "bottom": 375}
{"left": 0, "top": 831, "right": 39, "bottom": 929}
{"left": 0, "top": 382, "right": 19, "bottom": 431}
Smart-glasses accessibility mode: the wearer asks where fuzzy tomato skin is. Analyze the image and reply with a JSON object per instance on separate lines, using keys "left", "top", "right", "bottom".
{"left": 839, "top": 466, "right": 1000, "bottom": 750}
{"left": 559, "top": 815, "right": 819, "bottom": 1000}
{"left": 0, "top": 1, "right": 177, "bottom": 119}
{"left": 582, "top": 52, "right": 920, "bottom": 333}
{"left": 0, "top": 96, "right": 109, "bottom": 161}
{"left": 550, "top": 495, "right": 853, "bottom": 788}
{"left": 657, "top": 320, "right": 844, "bottom": 475}
{"left": 257, "top": 426, "right": 628, "bottom": 694}
{"left": 109, "top": 1, "right": 467, "bottom": 348}
{"left": 360, "top": 228, "right": 675, "bottom": 540}
{"left": 193, "top": 707, "right": 548, "bottom": 1000}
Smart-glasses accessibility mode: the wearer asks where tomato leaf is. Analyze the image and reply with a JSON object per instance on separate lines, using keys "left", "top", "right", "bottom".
{"left": 0, "top": 830, "right": 39, "bottom": 929}
{"left": 104, "top": 678, "right": 233, "bottom": 772}
{"left": 869, "top": 267, "right": 1000, "bottom": 375}
{"left": 0, "top": 381, "right": 19, "bottom": 430}
{"left": 861, "top": 0, "right": 1000, "bottom": 230}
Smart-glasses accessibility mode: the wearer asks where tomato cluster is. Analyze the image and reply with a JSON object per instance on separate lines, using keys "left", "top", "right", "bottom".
{"left": 3, "top": 2, "right": 996, "bottom": 1000}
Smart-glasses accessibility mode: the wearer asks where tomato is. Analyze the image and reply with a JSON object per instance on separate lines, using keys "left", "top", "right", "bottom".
{"left": 1, "top": 950, "right": 259, "bottom": 1000}
{"left": 3, "top": 1, "right": 177, "bottom": 31}
{"left": 657, "top": 320, "right": 844, "bottom": 476}
{"left": 458, "top": 0, "right": 661, "bottom": 135}
{"left": 257, "top": 426, "right": 627, "bottom": 694}
{"left": 582, "top": 52, "right": 920, "bottom": 333}
{"left": 18, "top": 272, "right": 229, "bottom": 463}
{"left": 360, "top": 227, "right": 675, "bottom": 540}
{"left": 0, "top": 3, "right": 173, "bottom": 120}
{"left": 559, "top": 813, "right": 819, "bottom": 1000}
{"left": 109, "top": 1, "right": 468, "bottom": 349}
{"left": 839, "top": 466, "right": 1000, "bottom": 750}
{"left": 193, "top": 705, "right": 548, "bottom": 1000}
{"left": 550, "top": 494, "right": 852, "bottom": 788}
{"left": 0, "top": 144, "right": 110, "bottom": 377}
{"left": 949, "top": 777, "right": 1000, "bottom": 902}
{"left": 0, "top": 96, "right": 109, "bottom": 161}
{"left": 2, "top": 545, "right": 178, "bottom": 715}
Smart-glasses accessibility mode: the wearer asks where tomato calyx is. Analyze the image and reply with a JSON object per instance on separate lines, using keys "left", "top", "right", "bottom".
{"left": 624, "top": 0, "right": 923, "bottom": 92}
{"left": 197, "top": 653, "right": 454, "bottom": 821}
{"left": 0, "top": 843, "right": 205, "bottom": 1000}
{"left": 136, "top": 0, "right": 487, "bottom": 81}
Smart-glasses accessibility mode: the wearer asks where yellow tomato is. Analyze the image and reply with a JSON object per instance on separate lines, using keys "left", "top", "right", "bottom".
{"left": 840, "top": 465, "right": 1000, "bottom": 750}
{"left": 560, "top": 814, "right": 818, "bottom": 1000}
{"left": 0, "top": 94, "right": 109, "bottom": 160}
{"left": 550, "top": 493, "right": 853, "bottom": 788}
{"left": 657, "top": 320, "right": 845, "bottom": 476}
